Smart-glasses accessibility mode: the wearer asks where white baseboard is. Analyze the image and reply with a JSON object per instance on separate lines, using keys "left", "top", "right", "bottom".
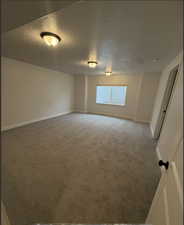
{"left": 73, "top": 110, "right": 88, "bottom": 114}
{"left": 134, "top": 119, "right": 150, "bottom": 124}
{"left": 72, "top": 111, "right": 150, "bottom": 124}
{"left": 87, "top": 111, "right": 133, "bottom": 121}
{"left": 1, "top": 111, "right": 72, "bottom": 131}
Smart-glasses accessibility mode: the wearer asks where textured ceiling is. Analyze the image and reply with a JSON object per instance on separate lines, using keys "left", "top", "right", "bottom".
{"left": 2, "top": 0, "right": 183, "bottom": 75}
{"left": 1, "top": 0, "right": 79, "bottom": 32}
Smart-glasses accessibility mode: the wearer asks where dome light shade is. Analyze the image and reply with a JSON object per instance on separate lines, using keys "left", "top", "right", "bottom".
{"left": 88, "top": 61, "right": 98, "bottom": 68}
{"left": 105, "top": 71, "right": 112, "bottom": 76}
{"left": 40, "top": 32, "right": 61, "bottom": 46}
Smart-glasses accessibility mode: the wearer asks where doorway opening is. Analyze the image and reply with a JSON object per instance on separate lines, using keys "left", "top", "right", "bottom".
{"left": 154, "top": 64, "right": 179, "bottom": 139}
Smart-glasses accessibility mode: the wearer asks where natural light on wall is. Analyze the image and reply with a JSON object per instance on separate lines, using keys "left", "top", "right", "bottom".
{"left": 96, "top": 86, "right": 127, "bottom": 105}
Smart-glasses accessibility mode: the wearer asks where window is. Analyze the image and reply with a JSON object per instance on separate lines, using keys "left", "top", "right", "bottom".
{"left": 96, "top": 85, "right": 127, "bottom": 105}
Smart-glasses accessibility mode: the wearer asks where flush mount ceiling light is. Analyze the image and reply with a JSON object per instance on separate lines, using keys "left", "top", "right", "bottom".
{"left": 88, "top": 61, "right": 98, "bottom": 68}
{"left": 105, "top": 71, "right": 112, "bottom": 76}
{"left": 40, "top": 32, "right": 61, "bottom": 47}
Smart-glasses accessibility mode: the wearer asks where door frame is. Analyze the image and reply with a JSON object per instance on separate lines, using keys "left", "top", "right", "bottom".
{"left": 154, "top": 64, "right": 179, "bottom": 139}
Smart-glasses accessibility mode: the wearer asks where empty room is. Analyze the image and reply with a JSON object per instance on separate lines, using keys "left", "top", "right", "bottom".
{"left": 1, "top": 1, "right": 183, "bottom": 225}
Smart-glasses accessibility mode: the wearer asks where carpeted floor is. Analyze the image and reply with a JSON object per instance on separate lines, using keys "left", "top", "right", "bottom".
{"left": 2, "top": 113, "right": 160, "bottom": 225}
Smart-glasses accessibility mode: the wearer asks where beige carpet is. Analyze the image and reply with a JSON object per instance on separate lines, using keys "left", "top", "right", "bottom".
{"left": 2, "top": 113, "right": 160, "bottom": 225}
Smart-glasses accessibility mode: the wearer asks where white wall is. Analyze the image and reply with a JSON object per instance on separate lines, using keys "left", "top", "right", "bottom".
{"left": 1, "top": 57, "right": 74, "bottom": 130}
{"left": 87, "top": 74, "right": 140, "bottom": 120}
{"left": 74, "top": 75, "right": 86, "bottom": 112}
{"left": 1, "top": 56, "right": 161, "bottom": 130}
{"left": 136, "top": 73, "right": 161, "bottom": 123}
{"left": 74, "top": 73, "right": 160, "bottom": 122}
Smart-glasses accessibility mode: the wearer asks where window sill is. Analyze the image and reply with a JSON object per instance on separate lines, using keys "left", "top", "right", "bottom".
{"left": 96, "top": 103, "right": 126, "bottom": 107}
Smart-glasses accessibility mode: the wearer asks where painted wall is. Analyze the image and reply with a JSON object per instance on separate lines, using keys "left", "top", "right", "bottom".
{"left": 1, "top": 57, "right": 74, "bottom": 130}
{"left": 1, "top": 56, "right": 161, "bottom": 130}
{"left": 74, "top": 75, "right": 86, "bottom": 112}
{"left": 74, "top": 73, "right": 160, "bottom": 122}
{"left": 136, "top": 73, "right": 160, "bottom": 123}
{"left": 87, "top": 74, "right": 141, "bottom": 120}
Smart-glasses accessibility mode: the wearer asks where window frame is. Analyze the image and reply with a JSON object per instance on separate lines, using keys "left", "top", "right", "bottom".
{"left": 95, "top": 84, "right": 128, "bottom": 106}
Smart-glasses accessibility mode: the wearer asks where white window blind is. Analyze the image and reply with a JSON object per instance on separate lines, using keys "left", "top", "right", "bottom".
{"left": 96, "top": 86, "right": 127, "bottom": 105}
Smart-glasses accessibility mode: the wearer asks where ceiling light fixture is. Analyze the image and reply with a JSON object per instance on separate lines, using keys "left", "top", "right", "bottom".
{"left": 40, "top": 32, "right": 61, "bottom": 47}
{"left": 105, "top": 71, "right": 112, "bottom": 76}
{"left": 88, "top": 61, "right": 98, "bottom": 68}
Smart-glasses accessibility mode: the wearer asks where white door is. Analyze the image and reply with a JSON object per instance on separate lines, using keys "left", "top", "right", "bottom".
{"left": 146, "top": 58, "right": 183, "bottom": 225}
{"left": 146, "top": 139, "right": 183, "bottom": 225}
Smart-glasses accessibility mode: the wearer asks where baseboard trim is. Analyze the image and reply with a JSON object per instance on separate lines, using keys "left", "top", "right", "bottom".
{"left": 1, "top": 111, "right": 73, "bottom": 131}
{"left": 73, "top": 110, "right": 88, "bottom": 114}
{"left": 134, "top": 119, "right": 150, "bottom": 124}
{"left": 87, "top": 111, "right": 133, "bottom": 121}
{"left": 70, "top": 111, "right": 150, "bottom": 124}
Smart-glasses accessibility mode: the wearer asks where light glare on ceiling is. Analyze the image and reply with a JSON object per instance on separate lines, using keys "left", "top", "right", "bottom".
{"left": 88, "top": 61, "right": 97, "bottom": 68}
{"left": 40, "top": 32, "right": 61, "bottom": 47}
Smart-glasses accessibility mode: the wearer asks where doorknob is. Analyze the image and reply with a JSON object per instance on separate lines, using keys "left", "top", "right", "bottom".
{"left": 158, "top": 160, "right": 169, "bottom": 170}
